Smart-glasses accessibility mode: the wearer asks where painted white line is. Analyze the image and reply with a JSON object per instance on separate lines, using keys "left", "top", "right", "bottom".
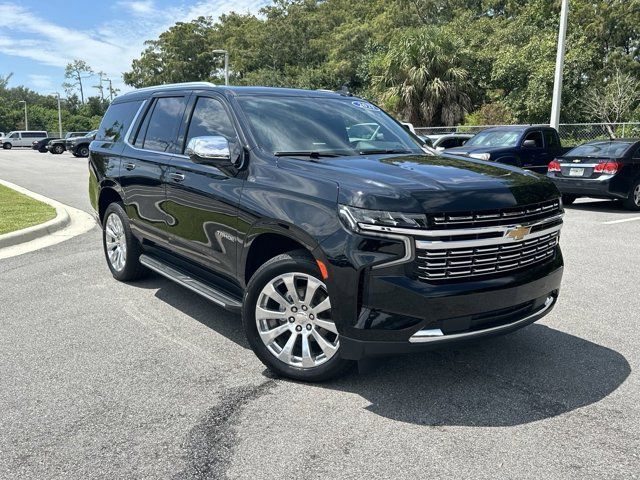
{"left": 603, "top": 217, "right": 640, "bottom": 225}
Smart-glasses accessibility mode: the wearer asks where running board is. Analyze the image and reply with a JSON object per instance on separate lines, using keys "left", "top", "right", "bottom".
{"left": 139, "top": 254, "right": 242, "bottom": 311}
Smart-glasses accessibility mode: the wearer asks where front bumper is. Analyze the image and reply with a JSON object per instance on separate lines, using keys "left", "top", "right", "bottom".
{"left": 319, "top": 218, "right": 564, "bottom": 361}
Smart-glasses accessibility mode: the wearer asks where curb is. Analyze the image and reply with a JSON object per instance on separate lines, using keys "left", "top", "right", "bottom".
{"left": 0, "top": 179, "right": 94, "bottom": 256}
{"left": 0, "top": 203, "right": 71, "bottom": 249}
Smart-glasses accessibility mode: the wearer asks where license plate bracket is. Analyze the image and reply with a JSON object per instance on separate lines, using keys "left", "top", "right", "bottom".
{"left": 569, "top": 167, "right": 584, "bottom": 177}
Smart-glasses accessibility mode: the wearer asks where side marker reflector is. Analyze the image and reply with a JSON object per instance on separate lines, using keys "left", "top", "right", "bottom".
{"left": 316, "top": 260, "right": 329, "bottom": 280}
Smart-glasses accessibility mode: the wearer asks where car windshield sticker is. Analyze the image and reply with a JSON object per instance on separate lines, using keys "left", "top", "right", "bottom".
{"left": 352, "top": 101, "right": 380, "bottom": 112}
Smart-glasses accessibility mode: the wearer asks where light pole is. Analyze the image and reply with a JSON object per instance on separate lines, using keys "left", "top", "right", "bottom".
{"left": 51, "top": 93, "right": 63, "bottom": 138}
{"left": 212, "top": 49, "right": 229, "bottom": 86}
{"left": 101, "top": 77, "right": 114, "bottom": 102}
{"left": 18, "top": 100, "right": 28, "bottom": 130}
{"left": 550, "top": 0, "right": 569, "bottom": 130}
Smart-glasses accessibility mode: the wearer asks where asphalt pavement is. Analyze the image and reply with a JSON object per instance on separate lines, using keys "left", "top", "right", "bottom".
{"left": 0, "top": 149, "right": 638, "bottom": 479}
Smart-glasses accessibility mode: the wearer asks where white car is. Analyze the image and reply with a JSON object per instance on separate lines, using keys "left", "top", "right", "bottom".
{"left": 2, "top": 130, "right": 48, "bottom": 149}
{"left": 427, "top": 133, "right": 474, "bottom": 151}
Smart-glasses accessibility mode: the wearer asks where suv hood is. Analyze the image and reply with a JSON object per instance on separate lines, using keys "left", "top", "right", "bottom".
{"left": 278, "top": 153, "right": 558, "bottom": 212}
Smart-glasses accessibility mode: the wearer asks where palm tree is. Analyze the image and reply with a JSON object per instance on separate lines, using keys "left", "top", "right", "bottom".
{"left": 375, "top": 28, "right": 473, "bottom": 126}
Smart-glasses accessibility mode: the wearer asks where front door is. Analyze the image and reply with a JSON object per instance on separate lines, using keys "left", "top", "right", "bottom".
{"left": 119, "top": 94, "right": 188, "bottom": 246}
{"left": 165, "top": 94, "right": 244, "bottom": 281}
{"left": 520, "top": 130, "right": 545, "bottom": 173}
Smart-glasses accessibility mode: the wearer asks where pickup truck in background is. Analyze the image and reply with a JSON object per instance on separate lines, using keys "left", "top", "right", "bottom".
{"left": 445, "top": 126, "right": 569, "bottom": 174}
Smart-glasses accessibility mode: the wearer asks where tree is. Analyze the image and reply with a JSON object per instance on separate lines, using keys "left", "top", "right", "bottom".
{"left": 373, "top": 27, "right": 473, "bottom": 125}
{"left": 64, "top": 60, "right": 94, "bottom": 104}
{"left": 124, "top": 17, "right": 218, "bottom": 87}
{"left": 581, "top": 70, "right": 640, "bottom": 137}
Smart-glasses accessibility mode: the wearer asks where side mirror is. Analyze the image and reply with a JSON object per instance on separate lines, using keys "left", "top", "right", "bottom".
{"left": 186, "top": 135, "right": 240, "bottom": 167}
{"left": 522, "top": 139, "right": 538, "bottom": 148}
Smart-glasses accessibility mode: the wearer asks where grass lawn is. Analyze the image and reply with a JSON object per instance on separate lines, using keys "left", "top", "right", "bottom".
{"left": 0, "top": 184, "right": 57, "bottom": 235}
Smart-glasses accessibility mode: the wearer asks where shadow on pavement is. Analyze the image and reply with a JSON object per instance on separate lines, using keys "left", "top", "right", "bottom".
{"left": 566, "top": 199, "right": 636, "bottom": 215}
{"left": 130, "top": 274, "right": 630, "bottom": 428}
{"left": 130, "top": 273, "right": 250, "bottom": 349}
{"left": 320, "top": 323, "right": 630, "bottom": 427}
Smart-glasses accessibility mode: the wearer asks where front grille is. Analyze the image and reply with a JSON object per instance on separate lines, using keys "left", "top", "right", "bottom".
{"left": 416, "top": 231, "right": 559, "bottom": 281}
{"left": 428, "top": 199, "right": 561, "bottom": 230}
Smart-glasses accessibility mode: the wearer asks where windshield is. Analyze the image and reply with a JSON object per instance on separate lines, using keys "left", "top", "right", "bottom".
{"left": 465, "top": 130, "right": 520, "bottom": 148}
{"left": 237, "top": 96, "right": 423, "bottom": 156}
{"left": 567, "top": 141, "right": 632, "bottom": 158}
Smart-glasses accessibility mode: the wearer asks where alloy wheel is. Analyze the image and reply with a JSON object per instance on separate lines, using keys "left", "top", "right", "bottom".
{"left": 105, "top": 213, "right": 127, "bottom": 272}
{"left": 255, "top": 272, "right": 338, "bottom": 368}
{"left": 634, "top": 184, "right": 640, "bottom": 207}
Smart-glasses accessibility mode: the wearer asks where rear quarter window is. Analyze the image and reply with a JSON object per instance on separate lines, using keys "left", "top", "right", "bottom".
{"left": 97, "top": 100, "right": 144, "bottom": 143}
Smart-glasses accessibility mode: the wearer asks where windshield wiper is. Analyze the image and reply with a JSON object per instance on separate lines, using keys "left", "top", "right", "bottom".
{"left": 274, "top": 150, "right": 342, "bottom": 158}
{"left": 358, "top": 148, "right": 412, "bottom": 155}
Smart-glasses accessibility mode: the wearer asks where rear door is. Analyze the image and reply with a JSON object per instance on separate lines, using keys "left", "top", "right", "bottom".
{"left": 120, "top": 94, "right": 189, "bottom": 245}
{"left": 165, "top": 93, "right": 244, "bottom": 280}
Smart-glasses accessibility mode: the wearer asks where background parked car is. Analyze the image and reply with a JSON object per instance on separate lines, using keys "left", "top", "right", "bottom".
{"left": 445, "top": 126, "right": 569, "bottom": 173}
{"left": 68, "top": 130, "right": 97, "bottom": 157}
{"left": 427, "top": 133, "right": 474, "bottom": 151}
{"left": 547, "top": 139, "right": 640, "bottom": 210}
{"left": 2, "top": 131, "right": 48, "bottom": 149}
{"left": 32, "top": 137, "right": 60, "bottom": 153}
{"left": 46, "top": 132, "right": 89, "bottom": 154}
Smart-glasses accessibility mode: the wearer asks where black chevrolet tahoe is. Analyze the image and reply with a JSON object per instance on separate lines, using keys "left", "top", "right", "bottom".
{"left": 89, "top": 82, "right": 564, "bottom": 381}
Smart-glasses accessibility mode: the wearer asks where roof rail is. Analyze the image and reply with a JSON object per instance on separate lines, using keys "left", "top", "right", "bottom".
{"left": 122, "top": 82, "right": 218, "bottom": 95}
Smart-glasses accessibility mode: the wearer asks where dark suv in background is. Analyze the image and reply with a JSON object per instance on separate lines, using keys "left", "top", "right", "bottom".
{"left": 90, "top": 83, "right": 564, "bottom": 381}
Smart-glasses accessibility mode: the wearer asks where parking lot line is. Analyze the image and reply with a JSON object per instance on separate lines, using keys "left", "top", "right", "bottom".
{"left": 602, "top": 217, "right": 640, "bottom": 225}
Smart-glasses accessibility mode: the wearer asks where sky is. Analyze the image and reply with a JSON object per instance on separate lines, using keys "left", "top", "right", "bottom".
{"left": 0, "top": 0, "right": 269, "bottom": 96}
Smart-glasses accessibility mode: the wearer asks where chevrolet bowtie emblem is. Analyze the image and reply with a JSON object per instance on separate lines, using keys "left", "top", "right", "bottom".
{"left": 505, "top": 226, "right": 532, "bottom": 241}
{"left": 573, "top": 159, "right": 581, "bottom": 163}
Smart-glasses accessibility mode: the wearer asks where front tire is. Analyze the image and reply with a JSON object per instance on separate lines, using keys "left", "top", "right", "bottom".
{"left": 623, "top": 180, "right": 640, "bottom": 211}
{"left": 52, "top": 144, "right": 64, "bottom": 154}
{"left": 562, "top": 194, "right": 578, "bottom": 205}
{"left": 102, "top": 202, "right": 147, "bottom": 281}
{"left": 3, "top": 142, "right": 11, "bottom": 150}
{"left": 77, "top": 146, "right": 90, "bottom": 158}
{"left": 242, "top": 251, "right": 351, "bottom": 382}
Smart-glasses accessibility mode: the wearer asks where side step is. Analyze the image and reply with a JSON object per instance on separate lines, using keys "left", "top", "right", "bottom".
{"left": 139, "top": 254, "right": 243, "bottom": 312}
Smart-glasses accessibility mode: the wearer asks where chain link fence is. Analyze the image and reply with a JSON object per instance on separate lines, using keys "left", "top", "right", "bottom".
{"left": 414, "top": 123, "right": 640, "bottom": 146}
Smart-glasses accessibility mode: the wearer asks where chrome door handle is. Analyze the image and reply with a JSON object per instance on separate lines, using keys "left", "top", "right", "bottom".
{"left": 169, "top": 172, "right": 185, "bottom": 182}
{"left": 124, "top": 162, "right": 136, "bottom": 171}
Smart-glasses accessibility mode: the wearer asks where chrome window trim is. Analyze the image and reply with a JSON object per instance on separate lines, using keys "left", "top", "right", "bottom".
{"left": 358, "top": 213, "right": 564, "bottom": 238}
{"left": 415, "top": 223, "right": 562, "bottom": 250}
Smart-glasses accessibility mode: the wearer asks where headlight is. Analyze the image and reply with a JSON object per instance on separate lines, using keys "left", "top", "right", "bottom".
{"left": 339, "top": 205, "right": 427, "bottom": 231}
{"left": 469, "top": 152, "right": 491, "bottom": 161}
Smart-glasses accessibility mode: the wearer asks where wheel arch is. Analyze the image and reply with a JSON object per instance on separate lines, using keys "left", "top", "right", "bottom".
{"left": 241, "top": 223, "right": 320, "bottom": 286}
{"left": 98, "top": 184, "right": 125, "bottom": 224}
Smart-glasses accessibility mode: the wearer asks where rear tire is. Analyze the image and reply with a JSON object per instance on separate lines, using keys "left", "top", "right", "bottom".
{"left": 77, "top": 146, "right": 90, "bottom": 158}
{"left": 242, "top": 251, "right": 352, "bottom": 382}
{"left": 562, "top": 194, "right": 578, "bottom": 205}
{"left": 102, "top": 202, "right": 147, "bottom": 281}
{"left": 623, "top": 180, "right": 640, "bottom": 211}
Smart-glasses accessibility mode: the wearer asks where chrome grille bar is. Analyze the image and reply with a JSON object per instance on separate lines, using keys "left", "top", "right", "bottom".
{"left": 416, "top": 231, "right": 559, "bottom": 281}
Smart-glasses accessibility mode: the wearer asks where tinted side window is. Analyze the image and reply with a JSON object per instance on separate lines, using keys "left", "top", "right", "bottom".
{"left": 544, "top": 130, "right": 560, "bottom": 148}
{"left": 141, "top": 96, "right": 186, "bottom": 153}
{"left": 524, "top": 131, "right": 543, "bottom": 147}
{"left": 184, "top": 97, "right": 236, "bottom": 151}
{"left": 440, "top": 138, "right": 457, "bottom": 148}
{"left": 97, "top": 99, "right": 143, "bottom": 142}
